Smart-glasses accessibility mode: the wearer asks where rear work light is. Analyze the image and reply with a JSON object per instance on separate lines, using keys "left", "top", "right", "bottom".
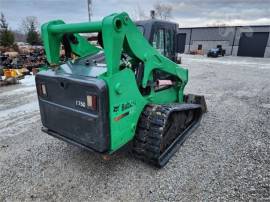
{"left": 38, "top": 83, "right": 47, "bottom": 96}
{"left": 87, "top": 95, "right": 97, "bottom": 110}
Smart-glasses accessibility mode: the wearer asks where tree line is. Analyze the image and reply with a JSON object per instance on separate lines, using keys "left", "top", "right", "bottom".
{"left": 0, "top": 13, "right": 42, "bottom": 48}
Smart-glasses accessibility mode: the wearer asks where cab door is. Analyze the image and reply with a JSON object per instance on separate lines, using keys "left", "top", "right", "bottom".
{"left": 150, "top": 22, "right": 177, "bottom": 62}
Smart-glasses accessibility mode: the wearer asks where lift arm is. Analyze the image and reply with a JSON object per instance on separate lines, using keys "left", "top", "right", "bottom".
{"left": 41, "top": 20, "right": 101, "bottom": 65}
{"left": 41, "top": 12, "right": 188, "bottom": 96}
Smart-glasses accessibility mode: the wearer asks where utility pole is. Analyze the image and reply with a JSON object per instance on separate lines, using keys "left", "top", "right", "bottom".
{"left": 150, "top": 10, "right": 155, "bottom": 19}
{"left": 87, "top": 0, "right": 92, "bottom": 22}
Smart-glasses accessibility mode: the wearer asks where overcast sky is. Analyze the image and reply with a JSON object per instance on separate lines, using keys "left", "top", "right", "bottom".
{"left": 1, "top": 0, "right": 270, "bottom": 30}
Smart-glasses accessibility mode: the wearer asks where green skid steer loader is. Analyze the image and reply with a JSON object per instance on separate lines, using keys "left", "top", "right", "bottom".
{"left": 35, "top": 12, "right": 207, "bottom": 168}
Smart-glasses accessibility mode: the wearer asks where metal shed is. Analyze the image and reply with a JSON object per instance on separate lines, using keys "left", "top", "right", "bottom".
{"left": 178, "top": 25, "right": 270, "bottom": 58}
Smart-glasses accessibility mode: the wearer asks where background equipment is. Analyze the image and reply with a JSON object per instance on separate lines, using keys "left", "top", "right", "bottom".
{"left": 207, "top": 45, "right": 226, "bottom": 57}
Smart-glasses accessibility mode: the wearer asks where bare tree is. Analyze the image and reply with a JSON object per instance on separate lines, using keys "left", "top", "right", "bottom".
{"left": 21, "top": 16, "right": 41, "bottom": 45}
{"left": 21, "top": 16, "right": 39, "bottom": 34}
{"left": 153, "top": 2, "right": 173, "bottom": 20}
{"left": 131, "top": 2, "right": 173, "bottom": 21}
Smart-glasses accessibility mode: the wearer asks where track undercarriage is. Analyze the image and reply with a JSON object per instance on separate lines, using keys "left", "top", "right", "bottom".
{"left": 133, "top": 95, "right": 206, "bottom": 167}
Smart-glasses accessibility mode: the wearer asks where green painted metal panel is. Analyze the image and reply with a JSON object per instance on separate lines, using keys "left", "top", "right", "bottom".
{"left": 100, "top": 69, "right": 147, "bottom": 151}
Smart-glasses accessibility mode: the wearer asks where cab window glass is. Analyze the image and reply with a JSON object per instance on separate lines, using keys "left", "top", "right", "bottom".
{"left": 152, "top": 29, "right": 165, "bottom": 55}
{"left": 137, "top": 25, "right": 144, "bottom": 34}
{"left": 165, "top": 29, "right": 173, "bottom": 57}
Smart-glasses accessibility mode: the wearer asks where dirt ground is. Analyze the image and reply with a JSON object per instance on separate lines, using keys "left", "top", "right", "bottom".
{"left": 0, "top": 55, "right": 269, "bottom": 201}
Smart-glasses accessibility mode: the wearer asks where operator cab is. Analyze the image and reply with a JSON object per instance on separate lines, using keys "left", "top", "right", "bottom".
{"left": 136, "top": 20, "right": 179, "bottom": 63}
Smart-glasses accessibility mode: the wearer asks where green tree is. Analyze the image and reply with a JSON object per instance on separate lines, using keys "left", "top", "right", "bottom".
{"left": 22, "top": 16, "right": 41, "bottom": 45}
{"left": 0, "top": 30, "right": 15, "bottom": 46}
{"left": 26, "top": 22, "right": 41, "bottom": 45}
{"left": 0, "top": 12, "right": 15, "bottom": 47}
{"left": 0, "top": 13, "right": 8, "bottom": 30}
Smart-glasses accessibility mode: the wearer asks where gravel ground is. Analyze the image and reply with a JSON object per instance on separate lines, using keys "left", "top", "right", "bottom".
{"left": 0, "top": 55, "right": 269, "bottom": 201}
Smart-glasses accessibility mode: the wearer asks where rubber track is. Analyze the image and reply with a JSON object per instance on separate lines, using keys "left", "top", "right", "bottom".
{"left": 133, "top": 104, "right": 201, "bottom": 168}
{"left": 132, "top": 104, "right": 171, "bottom": 166}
